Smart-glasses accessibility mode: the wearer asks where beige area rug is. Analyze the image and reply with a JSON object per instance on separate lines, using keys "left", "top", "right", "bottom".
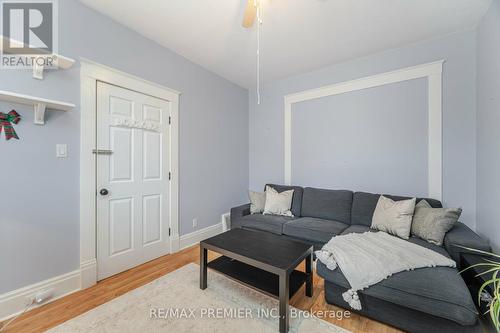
{"left": 48, "top": 263, "right": 349, "bottom": 333}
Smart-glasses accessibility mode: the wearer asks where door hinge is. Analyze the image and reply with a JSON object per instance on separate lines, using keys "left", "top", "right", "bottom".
{"left": 168, "top": 116, "right": 171, "bottom": 125}
{"left": 169, "top": 172, "right": 171, "bottom": 180}
{"left": 169, "top": 228, "right": 171, "bottom": 236}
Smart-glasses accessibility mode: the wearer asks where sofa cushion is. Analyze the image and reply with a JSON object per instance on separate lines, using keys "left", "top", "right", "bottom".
{"left": 316, "top": 244, "right": 477, "bottom": 326}
{"left": 301, "top": 187, "right": 353, "bottom": 224}
{"left": 238, "top": 214, "right": 295, "bottom": 235}
{"left": 283, "top": 217, "right": 348, "bottom": 243}
{"left": 340, "top": 225, "right": 372, "bottom": 235}
{"left": 386, "top": 194, "right": 442, "bottom": 208}
{"left": 266, "top": 184, "right": 303, "bottom": 217}
{"left": 323, "top": 280, "right": 481, "bottom": 333}
{"left": 351, "top": 192, "right": 442, "bottom": 226}
{"left": 281, "top": 234, "right": 325, "bottom": 252}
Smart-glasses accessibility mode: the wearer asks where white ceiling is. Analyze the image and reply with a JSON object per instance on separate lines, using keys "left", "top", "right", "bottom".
{"left": 79, "top": 0, "right": 492, "bottom": 88}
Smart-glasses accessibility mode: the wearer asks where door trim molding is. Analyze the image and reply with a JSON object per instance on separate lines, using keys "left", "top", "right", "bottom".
{"left": 80, "top": 58, "right": 180, "bottom": 288}
{"left": 283, "top": 60, "right": 444, "bottom": 200}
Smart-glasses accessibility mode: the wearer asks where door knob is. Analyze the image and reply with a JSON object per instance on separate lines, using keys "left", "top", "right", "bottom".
{"left": 100, "top": 188, "right": 109, "bottom": 196}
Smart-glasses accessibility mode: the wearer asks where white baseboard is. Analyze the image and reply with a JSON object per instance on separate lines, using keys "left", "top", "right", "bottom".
{"left": 0, "top": 259, "right": 98, "bottom": 321}
{"left": 179, "top": 222, "right": 224, "bottom": 250}
{"left": 0, "top": 222, "right": 224, "bottom": 320}
{"left": 0, "top": 269, "right": 81, "bottom": 321}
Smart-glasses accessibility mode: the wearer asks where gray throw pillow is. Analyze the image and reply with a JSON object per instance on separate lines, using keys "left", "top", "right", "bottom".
{"left": 371, "top": 196, "right": 416, "bottom": 239}
{"left": 248, "top": 190, "right": 266, "bottom": 214}
{"left": 411, "top": 200, "right": 462, "bottom": 246}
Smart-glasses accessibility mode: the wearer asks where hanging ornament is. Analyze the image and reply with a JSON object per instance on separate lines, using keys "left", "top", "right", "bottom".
{"left": 0, "top": 110, "right": 21, "bottom": 140}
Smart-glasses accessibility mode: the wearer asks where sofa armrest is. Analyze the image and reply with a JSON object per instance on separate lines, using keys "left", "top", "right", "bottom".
{"left": 230, "top": 203, "right": 251, "bottom": 229}
{"left": 444, "top": 222, "right": 491, "bottom": 266}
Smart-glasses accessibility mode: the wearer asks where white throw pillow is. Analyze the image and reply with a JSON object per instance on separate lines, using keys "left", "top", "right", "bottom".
{"left": 248, "top": 190, "right": 266, "bottom": 214}
{"left": 371, "top": 196, "right": 416, "bottom": 239}
{"left": 263, "top": 186, "right": 294, "bottom": 217}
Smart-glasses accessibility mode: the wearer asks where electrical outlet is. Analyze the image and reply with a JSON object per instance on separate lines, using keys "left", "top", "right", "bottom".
{"left": 29, "top": 289, "right": 53, "bottom": 305}
{"left": 192, "top": 218, "right": 198, "bottom": 228}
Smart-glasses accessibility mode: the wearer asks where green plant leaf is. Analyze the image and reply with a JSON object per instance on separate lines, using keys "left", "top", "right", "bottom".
{"left": 459, "top": 263, "right": 498, "bottom": 274}
{"left": 491, "top": 299, "right": 499, "bottom": 331}
{"left": 455, "top": 246, "right": 500, "bottom": 259}
{"left": 484, "top": 259, "right": 500, "bottom": 266}
{"left": 476, "top": 267, "right": 500, "bottom": 278}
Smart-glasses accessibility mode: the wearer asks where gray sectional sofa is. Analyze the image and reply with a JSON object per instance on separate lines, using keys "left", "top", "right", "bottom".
{"left": 230, "top": 184, "right": 491, "bottom": 333}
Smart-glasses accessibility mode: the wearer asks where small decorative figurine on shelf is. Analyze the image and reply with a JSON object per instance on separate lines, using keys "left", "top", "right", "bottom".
{"left": 0, "top": 110, "right": 21, "bottom": 141}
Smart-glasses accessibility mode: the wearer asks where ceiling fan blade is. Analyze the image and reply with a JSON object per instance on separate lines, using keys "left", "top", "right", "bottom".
{"left": 242, "top": 0, "right": 257, "bottom": 28}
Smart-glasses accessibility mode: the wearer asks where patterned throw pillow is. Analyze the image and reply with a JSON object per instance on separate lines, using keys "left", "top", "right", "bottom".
{"left": 248, "top": 190, "right": 266, "bottom": 214}
{"left": 263, "top": 186, "right": 294, "bottom": 217}
{"left": 411, "top": 200, "right": 462, "bottom": 246}
{"left": 371, "top": 196, "right": 416, "bottom": 239}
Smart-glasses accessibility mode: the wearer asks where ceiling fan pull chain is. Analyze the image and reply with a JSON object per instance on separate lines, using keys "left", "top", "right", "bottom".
{"left": 256, "top": 1, "right": 262, "bottom": 105}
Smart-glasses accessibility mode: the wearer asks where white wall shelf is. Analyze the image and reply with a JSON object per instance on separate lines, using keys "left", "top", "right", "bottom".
{"left": 0, "top": 36, "right": 75, "bottom": 80}
{"left": 0, "top": 90, "right": 75, "bottom": 125}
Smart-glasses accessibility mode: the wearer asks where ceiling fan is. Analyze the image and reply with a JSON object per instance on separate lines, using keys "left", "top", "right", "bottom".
{"left": 242, "top": 0, "right": 258, "bottom": 28}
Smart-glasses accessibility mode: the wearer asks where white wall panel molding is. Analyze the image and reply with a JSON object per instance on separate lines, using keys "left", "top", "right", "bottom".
{"left": 284, "top": 60, "right": 444, "bottom": 200}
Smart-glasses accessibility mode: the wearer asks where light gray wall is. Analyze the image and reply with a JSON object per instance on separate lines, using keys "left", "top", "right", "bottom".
{"left": 292, "top": 78, "right": 429, "bottom": 196}
{"left": 250, "top": 29, "right": 477, "bottom": 228}
{"left": 0, "top": 0, "right": 249, "bottom": 293}
{"left": 476, "top": 0, "right": 500, "bottom": 253}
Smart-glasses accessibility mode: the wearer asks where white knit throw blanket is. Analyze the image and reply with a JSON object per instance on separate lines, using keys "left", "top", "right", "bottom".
{"left": 315, "top": 231, "right": 456, "bottom": 310}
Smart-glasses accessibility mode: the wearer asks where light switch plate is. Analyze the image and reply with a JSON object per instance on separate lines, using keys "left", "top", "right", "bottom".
{"left": 56, "top": 144, "right": 68, "bottom": 158}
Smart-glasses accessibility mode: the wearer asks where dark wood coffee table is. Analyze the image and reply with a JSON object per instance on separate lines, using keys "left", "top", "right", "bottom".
{"left": 200, "top": 228, "right": 314, "bottom": 333}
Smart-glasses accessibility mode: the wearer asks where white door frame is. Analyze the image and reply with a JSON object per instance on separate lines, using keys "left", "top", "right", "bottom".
{"left": 284, "top": 60, "right": 444, "bottom": 201}
{"left": 79, "top": 59, "right": 180, "bottom": 288}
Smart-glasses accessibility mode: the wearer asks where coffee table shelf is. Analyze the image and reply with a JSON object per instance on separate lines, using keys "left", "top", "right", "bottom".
{"left": 208, "top": 256, "right": 307, "bottom": 298}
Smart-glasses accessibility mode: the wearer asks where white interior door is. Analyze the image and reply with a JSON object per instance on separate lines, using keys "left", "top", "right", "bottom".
{"left": 97, "top": 82, "right": 170, "bottom": 280}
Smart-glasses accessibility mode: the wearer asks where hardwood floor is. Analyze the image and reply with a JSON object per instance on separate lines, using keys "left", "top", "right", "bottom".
{"left": 1, "top": 245, "right": 401, "bottom": 333}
